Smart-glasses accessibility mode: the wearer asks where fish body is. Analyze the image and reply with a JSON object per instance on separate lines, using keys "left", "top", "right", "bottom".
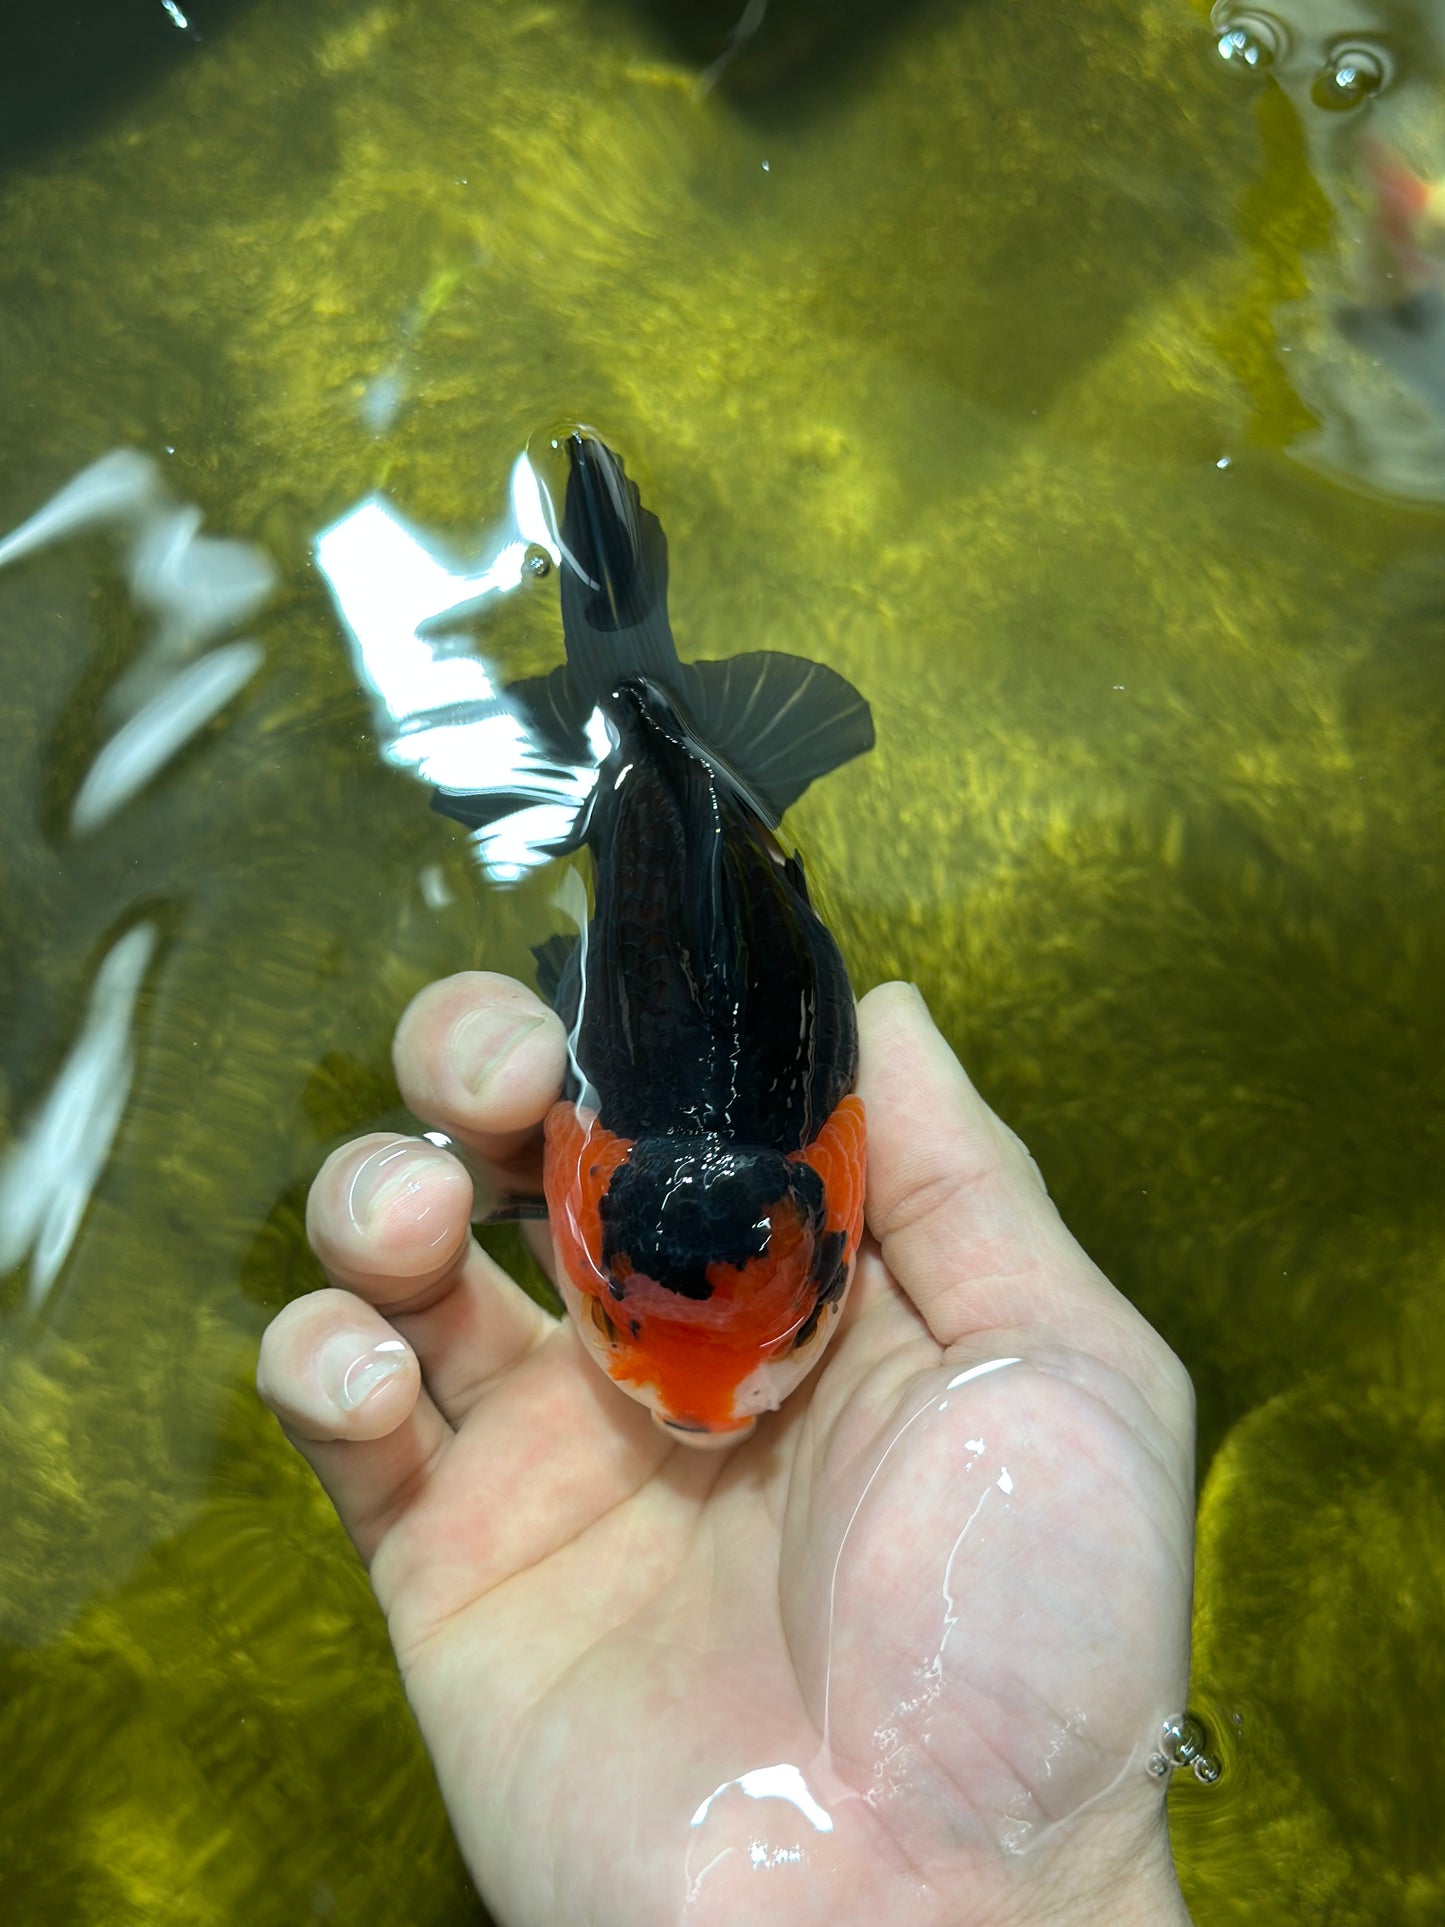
{"left": 1336, "top": 139, "right": 1445, "bottom": 420}
{"left": 436, "top": 432, "right": 873, "bottom": 1442}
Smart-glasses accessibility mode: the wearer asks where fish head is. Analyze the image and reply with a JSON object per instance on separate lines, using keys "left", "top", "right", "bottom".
{"left": 543, "top": 1102, "right": 866, "bottom": 1446}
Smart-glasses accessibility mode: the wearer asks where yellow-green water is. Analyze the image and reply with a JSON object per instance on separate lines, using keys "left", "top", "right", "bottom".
{"left": 2, "top": 0, "right": 1444, "bottom": 1919}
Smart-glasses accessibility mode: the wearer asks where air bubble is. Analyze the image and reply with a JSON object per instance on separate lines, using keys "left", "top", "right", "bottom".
{"left": 1156, "top": 1712, "right": 1223, "bottom": 1784}
{"left": 1310, "top": 43, "right": 1392, "bottom": 111}
{"left": 1210, "top": 5, "right": 1291, "bottom": 73}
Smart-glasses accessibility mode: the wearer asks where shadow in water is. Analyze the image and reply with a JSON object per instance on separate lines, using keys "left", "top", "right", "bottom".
{"left": 599, "top": 0, "right": 956, "bottom": 118}
{"left": 0, "top": 0, "right": 256, "bottom": 176}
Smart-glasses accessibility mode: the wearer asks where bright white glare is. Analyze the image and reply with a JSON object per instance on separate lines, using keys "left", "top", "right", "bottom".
{"left": 161, "top": 0, "right": 190, "bottom": 26}
{"left": 473, "top": 801, "right": 584, "bottom": 877}
{"left": 749, "top": 1843, "right": 801, "bottom": 1868}
{"left": 946, "top": 1356, "right": 1021, "bottom": 1392}
{"left": 584, "top": 705, "right": 613, "bottom": 762}
{"left": 390, "top": 713, "right": 524, "bottom": 788}
{"left": 0, "top": 923, "right": 157, "bottom": 1312}
{"left": 690, "top": 1763, "right": 834, "bottom": 1834}
{"left": 315, "top": 497, "right": 519, "bottom": 713}
{"left": 509, "top": 451, "right": 562, "bottom": 565}
{"left": 314, "top": 467, "right": 597, "bottom": 885}
{"left": 72, "top": 640, "right": 263, "bottom": 834}
{"left": 1216, "top": 28, "right": 1262, "bottom": 66}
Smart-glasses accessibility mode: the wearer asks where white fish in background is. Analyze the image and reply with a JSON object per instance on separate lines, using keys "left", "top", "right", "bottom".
{"left": 1337, "top": 136, "right": 1445, "bottom": 418}
{"left": 0, "top": 923, "right": 157, "bottom": 1312}
{"left": 0, "top": 449, "right": 163, "bottom": 567}
{"left": 1207, "top": 2, "right": 1445, "bottom": 498}
{"left": 0, "top": 450, "right": 276, "bottom": 829}
{"left": 70, "top": 640, "right": 265, "bottom": 834}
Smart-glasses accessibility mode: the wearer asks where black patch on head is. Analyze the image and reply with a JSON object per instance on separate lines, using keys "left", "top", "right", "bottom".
{"left": 814, "top": 1229, "right": 849, "bottom": 1305}
{"left": 790, "top": 1229, "right": 849, "bottom": 1350}
{"left": 600, "top": 1137, "right": 824, "bottom": 1302}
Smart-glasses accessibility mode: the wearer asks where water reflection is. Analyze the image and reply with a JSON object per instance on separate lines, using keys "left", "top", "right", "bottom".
{"left": 1206, "top": 0, "right": 1445, "bottom": 498}
{"left": 313, "top": 450, "right": 609, "bottom": 886}
{"left": 0, "top": 451, "right": 276, "bottom": 1312}
{"left": 71, "top": 640, "right": 264, "bottom": 834}
{"left": 1211, "top": 1, "right": 1398, "bottom": 115}
{"left": 0, "top": 449, "right": 275, "bottom": 827}
{"left": 0, "top": 922, "right": 157, "bottom": 1312}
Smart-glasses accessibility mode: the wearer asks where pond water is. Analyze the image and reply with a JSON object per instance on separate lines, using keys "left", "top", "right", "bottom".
{"left": 2, "top": 0, "right": 1443, "bottom": 1920}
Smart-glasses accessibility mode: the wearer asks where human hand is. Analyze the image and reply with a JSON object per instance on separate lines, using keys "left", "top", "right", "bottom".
{"left": 257, "top": 975, "right": 1196, "bottom": 1927}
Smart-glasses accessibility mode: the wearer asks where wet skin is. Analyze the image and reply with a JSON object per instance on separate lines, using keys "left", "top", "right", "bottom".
{"left": 257, "top": 975, "right": 1196, "bottom": 1927}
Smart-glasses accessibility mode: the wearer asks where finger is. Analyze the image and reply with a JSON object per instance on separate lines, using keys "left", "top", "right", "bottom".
{"left": 857, "top": 982, "right": 1150, "bottom": 1350}
{"left": 307, "top": 1132, "right": 554, "bottom": 1422}
{"left": 392, "top": 971, "right": 566, "bottom": 1182}
{"left": 256, "top": 1287, "right": 453, "bottom": 1567}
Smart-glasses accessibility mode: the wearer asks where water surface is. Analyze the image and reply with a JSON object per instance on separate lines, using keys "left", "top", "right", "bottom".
{"left": 2, "top": 0, "right": 1443, "bottom": 1919}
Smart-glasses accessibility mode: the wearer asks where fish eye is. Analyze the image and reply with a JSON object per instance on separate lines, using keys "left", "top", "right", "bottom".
{"left": 792, "top": 1306, "right": 832, "bottom": 1353}
{"left": 1210, "top": 4, "right": 1291, "bottom": 73}
{"left": 1311, "top": 40, "right": 1393, "bottom": 111}
{"left": 587, "top": 1296, "right": 620, "bottom": 1347}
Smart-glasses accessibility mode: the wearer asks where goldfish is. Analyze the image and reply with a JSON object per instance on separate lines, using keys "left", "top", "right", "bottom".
{"left": 1336, "top": 137, "right": 1445, "bottom": 420}
{"left": 434, "top": 432, "right": 874, "bottom": 1444}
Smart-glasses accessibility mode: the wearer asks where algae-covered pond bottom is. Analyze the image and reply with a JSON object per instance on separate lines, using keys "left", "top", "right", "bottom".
{"left": 1, "top": 0, "right": 1444, "bottom": 1920}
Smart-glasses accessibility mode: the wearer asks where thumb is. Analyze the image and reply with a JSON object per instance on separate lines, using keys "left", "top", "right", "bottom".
{"left": 856, "top": 983, "right": 1137, "bottom": 1350}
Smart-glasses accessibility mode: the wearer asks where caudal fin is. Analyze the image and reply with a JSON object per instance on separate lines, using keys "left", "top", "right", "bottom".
{"left": 532, "top": 432, "right": 872, "bottom": 819}
{"left": 435, "top": 430, "right": 874, "bottom": 842}
{"left": 558, "top": 433, "right": 681, "bottom": 673}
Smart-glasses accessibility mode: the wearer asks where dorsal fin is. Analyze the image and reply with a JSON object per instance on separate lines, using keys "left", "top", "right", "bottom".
{"left": 684, "top": 652, "right": 874, "bottom": 821}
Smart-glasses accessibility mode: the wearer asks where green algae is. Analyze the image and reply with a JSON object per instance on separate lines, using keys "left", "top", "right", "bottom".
{"left": 1, "top": 1387, "right": 480, "bottom": 1925}
{"left": 0, "top": 0, "right": 1442, "bottom": 1920}
{"left": 1176, "top": 1383, "right": 1445, "bottom": 1921}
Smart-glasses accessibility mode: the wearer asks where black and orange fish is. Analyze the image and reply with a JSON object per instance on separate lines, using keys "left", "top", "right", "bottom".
{"left": 436, "top": 431, "right": 874, "bottom": 1444}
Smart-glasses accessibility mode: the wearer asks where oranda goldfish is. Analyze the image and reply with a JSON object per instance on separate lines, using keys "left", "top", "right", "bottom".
{"left": 435, "top": 432, "right": 874, "bottom": 1444}
{"left": 1336, "top": 137, "right": 1445, "bottom": 424}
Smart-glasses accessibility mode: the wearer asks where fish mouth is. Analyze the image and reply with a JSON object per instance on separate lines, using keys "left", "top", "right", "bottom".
{"left": 654, "top": 1412, "right": 757, "bottom": 1450}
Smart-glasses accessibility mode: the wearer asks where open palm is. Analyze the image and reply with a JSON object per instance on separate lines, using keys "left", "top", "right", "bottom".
{"left": 258, "top": 978, "right": 1195, "bottom": 1927}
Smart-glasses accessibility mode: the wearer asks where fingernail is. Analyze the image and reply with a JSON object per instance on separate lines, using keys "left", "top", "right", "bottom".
{"left": 450, "top": 1008, "right": 547, "bottom": 1096}
{"left": 346, "top": 1139, "right": 445, "bottom": 1233}
{"left": 321, "top": 1334, "right": 410, "bottom": 1412}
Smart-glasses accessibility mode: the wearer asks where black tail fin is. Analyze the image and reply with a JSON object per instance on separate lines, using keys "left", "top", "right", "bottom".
{"left": 558, "top": 434, "right": 680, "bottom": 675}
{"left": 526, "top": 432, "right": 875, "bottom": 820}
{"left": 500, "top": 431, "right": 682, "bottom": 765}
{"left": 440, "top": 431, "right": 875, "bottom": 837}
